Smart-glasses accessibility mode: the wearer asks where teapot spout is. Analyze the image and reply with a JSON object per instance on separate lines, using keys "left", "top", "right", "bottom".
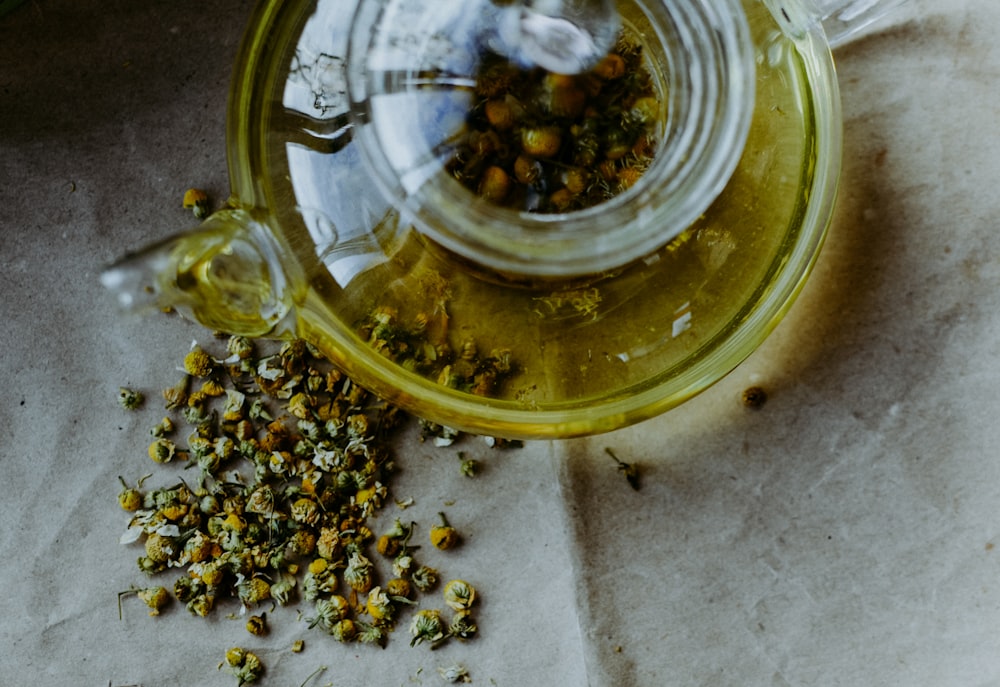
{"left": 101, "top": 208, "right": 299, "bottom": 338}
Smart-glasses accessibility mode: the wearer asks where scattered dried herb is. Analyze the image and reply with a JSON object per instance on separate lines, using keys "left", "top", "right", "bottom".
{"left": 360, "top": 303, "right": 516, "bottom": 401}
{"left": 245, "top": 613, "right": 268, "bottom": 636}
{"left": 221, "top": 647, "right": 264, "bottom": 686}
{"left": 182, "top": 188, "right": 210, "bottom": 219}
{"left": 116, "top": 334, "right": 499, "bottom": 683}
{"left": 442, "top": 579, "right": 476, "bottom": 612}
{"left": 118, "top": 585, "right": 170, "bottom": 618}
{"left": 437, "top": 663, "right": 472, "bottom": 683}
{"left": 741, "top": 385, "right": 767, "bottom": 409}
{"left": 605, "top": 447, "right": 640, "bottom": 490}
{"left": 429, "top": 512, "right": 460, "bottom": 550}
{"left": 118, "top": 387, "right": 145, "bottom": 410}
{"left": 408, "top": 608, "right": 445, "bottom": 647}
{"left": 458, "top": 452, "right": 480, "bottom": 478}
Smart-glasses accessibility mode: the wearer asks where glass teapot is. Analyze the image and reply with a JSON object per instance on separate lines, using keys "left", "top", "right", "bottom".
{"left": 103, "top": 0, "right": 908, "bottom": 439}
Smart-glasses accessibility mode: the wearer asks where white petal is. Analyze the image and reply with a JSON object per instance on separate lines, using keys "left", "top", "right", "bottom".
{"left": 120, "top": 525, "right": 145, "bottom": 545}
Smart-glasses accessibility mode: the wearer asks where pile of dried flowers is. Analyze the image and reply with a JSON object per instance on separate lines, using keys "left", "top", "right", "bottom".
{"left": 116, "top": 335, "right": 488, "bottom": 683}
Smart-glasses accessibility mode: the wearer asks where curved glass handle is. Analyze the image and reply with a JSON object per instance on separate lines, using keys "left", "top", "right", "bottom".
{"left": 810, "top": 0, "right": 912, "bottom": 48}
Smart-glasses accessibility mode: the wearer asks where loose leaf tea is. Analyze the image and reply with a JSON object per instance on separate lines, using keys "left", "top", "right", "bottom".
{"left": 116, "top": 335, "right": 486, "bottom": 681}
{"left": 446, "top": 34, "right": 660, "bottom": 213}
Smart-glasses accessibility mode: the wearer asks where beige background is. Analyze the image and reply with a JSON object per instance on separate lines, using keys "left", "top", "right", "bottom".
{"left": 3, "top": 0, "right": 999, "bottom": 685}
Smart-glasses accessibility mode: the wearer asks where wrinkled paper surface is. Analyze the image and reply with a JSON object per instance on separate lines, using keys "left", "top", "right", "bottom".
{"left": 4, "top": 0, "right": 1000, "bottom": 684}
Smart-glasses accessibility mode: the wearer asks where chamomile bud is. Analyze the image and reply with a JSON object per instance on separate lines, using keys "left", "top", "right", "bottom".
{"left": 429, "top": 512, "right": 459, "bottom": 550}
{"left": 225, "top": 647, "right": 247, "bottom": 668}
{"left": 222, "top": 647, "right": 264, "bottom": 685}
{"left": 449, "top": 610, "right": 478, "bottom": 640}
{"left": 128, "top": 586, "right": 169, "bottom": 616}
{"left": 227, "top": 335, "right": 255, "bottom": 360}
{"left": 245, "top": 613, "right": 268, "bottom": 636}
{"left": 187, "top": 592, "right": 215, "bottom": 617}
{"left": 144, "top": 532, "right": 175, "bottom": 564}
{"left": 118, "top": 386, "right": 144, "bottom": 410}
{"left": 409, "top": 609, "right": 445, "bottom": 647}
{"left": 182, "top": 188, "right": 210, "bottom": 219}
{"left": 442, "top": 579, "right": 476, "bottom": 611}
{"left": 237, "top": 577, "right": 271, "bottom": 607}
{"left": 521, "top": 126, "right": 562, "bottom": 159}
{"left": 411, "top": 564, "right": 439, "bottom": 593}
{"left": 365, "top": 586, "right": 394, "bottom": 623}
{"left": 344, "top": 551, "right": 374, "bottom": 593}
{"left": 438, "top": 663, "right": 472, "bottom": 683}
{"left": 312, "top": 595, "right": 350, "bottom": 628}
{"left": 147, "top": 437, "right": 176, "bottom": 464}
{"left": 183, "top": 344, "right": 215, "bottom": 378}
{"left": 117, "top": 476, "right": 143, "bottom": 512}
{"left": 329, "top": 618, "right": 356, "bottom": 642}
{"left": 385, "top": 577, "right": 413, "bottom": 600}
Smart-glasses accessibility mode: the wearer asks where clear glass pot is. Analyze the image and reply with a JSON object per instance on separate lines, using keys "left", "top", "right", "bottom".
{"left": 103, "top": 0, "right": 908, "bottom": 438}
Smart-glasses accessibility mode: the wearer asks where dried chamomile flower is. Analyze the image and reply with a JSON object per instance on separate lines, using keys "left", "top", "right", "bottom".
{"left": 221, "top": 647, "right": 264, "bottom": 686}
{"left": 605, "top": 447, "right": 639, "bottom": 491}
{"left": 150, "top": 416, "right": 175, "bottom": 437}
{"left": 409, "top": 608, "right": 445, "bottom": 647}
{"left": 143, "top": 531, "right": 177, "bottom": 565}
{"left": 181, "top": 530, "right": 215, "bottom": 564}
{"left": 411, "top": 564, "right": 439, "bottom": 593}
{"left": 118, "top": 585, "right": 170, "bottom": 617}
{"left": 182, "top": 188, "right": 210, "bottom": 219}
{"left": 226, "top": 334, "right": 256, "bottom": 360}
{"left": 355, "top": 620, "right": 387, "bottom": 646}
{"left": 270, "top": 571, "right": 297, "bottom": 605}
{"left": 438, "top": 663, "right": 472, "bottom": 683}
{"left": 245, "top": 613, "right": 268, "bottom": 636}
{"left": 221, "top": 389, "right": 246, "bottom": 424}
{"left": 302, "top": 559, "right": 338, "bottom": 601}
{"left": 448, "top": 610, "right": 478, "bottom": 640}
{"left": 147, "top": 437, "right": 177, "bottom": 464}
{"left": 328, "top": 618, "right": 357, "bottom": 642}
{"left": 343, "top": 550, "right": 374, "bottom": 593}
{"left": 117, "top": 476, "right": 145, "bottom": 512}
{"left": 187, "top": 589, "right": 216, "bottom": 617}
{"left": 376, "top": 518, "right": 412, "bottom": 558}
{"left": 314, "top": 526, "right": 342, "bottom": 561}
{"left": 199, "top": 378, "right": 226, "bottom": 397}
{"left": 161, "top": 374, "right": 191, "bottom": 409}
{"left": 290, "top": 496, "right": 320, "bottom": 526}
{"left": 309, "top": 595, "right": 350, "bottom": 630}
{"left": 291, "top": 639, "right": 305, "bottom": 653}
{"left": 116, "top": 336, "right": 483, "bottom": 651}
{"left": 459, "top": 454, "right": 479, "bottom": 478}
{"left": 442, "top": 579, "right": 476, "bottom": 611}
{"left": 225, "top": 646, "right": 248, "bottom": 668}
{"left": 429, "top": 512, "right": 459, "bottom": 550}
{"left": 392, "top": 552, "right": 415, "bottom": 579}
{"left": 238, "top": 577, "right": 272, "bottom": 607}
{"left": 137, "top": 585, "right": 170, "bottom": 615}
{"left": 365, "top": 586, "right": 395, "bottom": 623}
{"left": 118, "top": 386, "right": 144, "bottom": 410}
{"left": 385, "top": 577, "right": 413, "bottom": 600}
{"left": 183, "top": 343, "right": 216, "bottom": 378}
{"left": 741, "top": 385, "right": 768, "bottom": 409}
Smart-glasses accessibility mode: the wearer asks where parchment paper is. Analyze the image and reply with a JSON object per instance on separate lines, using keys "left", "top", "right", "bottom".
{"left": 4, "top": 0, "right": 1000, "bottom": 685}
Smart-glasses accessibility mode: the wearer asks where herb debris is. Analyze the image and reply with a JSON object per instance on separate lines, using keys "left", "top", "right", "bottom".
{"left": 116, "top": 336, "right": 490, "bottom": 684}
